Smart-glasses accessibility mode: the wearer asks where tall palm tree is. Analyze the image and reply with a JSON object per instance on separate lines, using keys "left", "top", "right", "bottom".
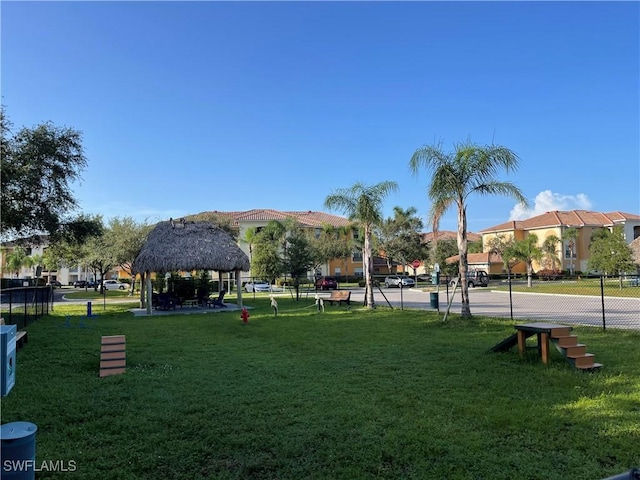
{"left": 324, "top": 181, "right": 398, "bottom": 308}
{"left": 541, "top": 235, "right": 562, "bottom": 271}
{"left": 409, "top": 140, "right": 528, "bottom": 317}
{"left": 563, "top": 227, "right": 579, "bottom": 275}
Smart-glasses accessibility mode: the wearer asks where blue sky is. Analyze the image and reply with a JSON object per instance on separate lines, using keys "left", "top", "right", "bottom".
{"left": 2, "top": 1, "right": 639, "bottom": 233}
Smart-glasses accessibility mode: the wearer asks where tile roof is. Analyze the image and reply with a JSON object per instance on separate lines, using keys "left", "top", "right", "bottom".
{"left": 421, "top": 231, "right": 481, "bottom": 243}
{"left": 197, "top": 209, "right": 352, "bottom": 228}
{"left": 445, "top": 252, "right": 503, "bottom": 264}
{"left": 479, "top": 210, "right": 640, "bottom": 233}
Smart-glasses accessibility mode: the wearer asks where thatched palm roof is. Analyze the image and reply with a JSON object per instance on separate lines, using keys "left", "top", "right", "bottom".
{"left": 132, "top": 220, "right": 250, "bottom": 274}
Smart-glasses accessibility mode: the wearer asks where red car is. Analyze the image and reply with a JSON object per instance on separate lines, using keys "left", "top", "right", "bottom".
{"left": 315, "top": 276, "right": 338, "bottom": 290}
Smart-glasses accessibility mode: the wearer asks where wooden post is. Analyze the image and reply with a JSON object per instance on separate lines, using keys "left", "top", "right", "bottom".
{"left": 517, "top": 330, "right": 526, "bottom": 357}
{"left": 540, "top": 332, "right": 550, "bottom": 364}
{"left": 146, "top": 272, "right": 152, "bottom": 315}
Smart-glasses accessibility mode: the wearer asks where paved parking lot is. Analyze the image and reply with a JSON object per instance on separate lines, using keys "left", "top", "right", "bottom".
{"left": 340, "top": 287, "right": 640, "bottom": 330}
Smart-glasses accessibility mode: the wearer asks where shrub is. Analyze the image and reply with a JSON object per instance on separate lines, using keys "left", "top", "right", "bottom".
{"left": 537, "top": 269, "right": 562, "bottom": 281}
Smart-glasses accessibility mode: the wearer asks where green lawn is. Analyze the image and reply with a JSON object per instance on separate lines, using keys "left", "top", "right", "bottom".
{"left": 2, "top": 299, "right": 639, "bottom": 479}
{"left": 491, "top": 280, "right": 640, "bottom": 298}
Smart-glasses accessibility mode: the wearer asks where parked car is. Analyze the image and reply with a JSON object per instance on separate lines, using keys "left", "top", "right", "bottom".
{"left": 450, "top": 270, "right": 489, "bottom": 288}
{"left": 384, "top": 275, "right": 415, "bottom": 288}
{"left": 245, "top": 281, "right": 271, "bottom": 293}
{"left": 102, "top": 279, "right": 127, "bottom": 290}
{"left": 315, "top": 276, "right": 338, "bottom": 290}
{"left": 73, "top": 280, "right": 87, "bottom": 288}
{"left": 47, "top": 280, "right": 63, "bottom": 288}
{"left": 87, "top": 280, "right": 99, "bottom": 288}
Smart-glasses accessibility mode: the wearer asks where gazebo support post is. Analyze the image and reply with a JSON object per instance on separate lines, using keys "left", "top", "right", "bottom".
{"left": 145, "top": 272, "right": 153, "bottom": 315}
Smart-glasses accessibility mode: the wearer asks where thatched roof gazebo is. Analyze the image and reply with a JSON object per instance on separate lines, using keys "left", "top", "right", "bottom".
{"left": 132, "top": 220, "right": 250, "bottom": 313}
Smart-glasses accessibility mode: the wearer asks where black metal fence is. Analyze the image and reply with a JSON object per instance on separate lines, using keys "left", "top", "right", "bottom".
{"left": 0, "top": 286, "right": 53, "bottom": 329}
{"left": 437, "top": 273, "right": 639, "bottom": 331}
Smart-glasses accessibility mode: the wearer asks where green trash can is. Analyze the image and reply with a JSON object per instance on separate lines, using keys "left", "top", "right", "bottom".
{"left": 1, "top": 421, "right": 37, "bottom": 480}
{"left": 429, "top": 292, "right": 439, "bottom": 309}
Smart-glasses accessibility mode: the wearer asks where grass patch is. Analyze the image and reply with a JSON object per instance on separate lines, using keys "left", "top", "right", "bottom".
{"left": 2, "top": 299, "right": 639, "bottom": 479}
{"left": 492, "top": 279, "right": 640, "bottom": 298}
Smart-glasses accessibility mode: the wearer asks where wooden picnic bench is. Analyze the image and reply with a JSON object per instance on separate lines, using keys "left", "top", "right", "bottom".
{"left": 326, "top": 290, "right": 351, "bottom": 306}
{"left": 0, "top": 317, "right": 27, "bottom": 349}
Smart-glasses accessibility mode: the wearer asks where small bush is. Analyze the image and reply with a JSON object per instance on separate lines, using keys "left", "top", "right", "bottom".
{"left": 537, "top": 268, "right": 562, "bottom": 281}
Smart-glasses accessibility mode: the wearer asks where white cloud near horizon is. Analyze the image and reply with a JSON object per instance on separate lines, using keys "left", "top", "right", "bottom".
{"left": 509, "top": 190, "right": 593, "bottom": 221}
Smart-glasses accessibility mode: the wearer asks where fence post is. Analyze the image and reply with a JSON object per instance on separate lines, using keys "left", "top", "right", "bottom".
{"left": 8, "top": 290, "right": 13, "bottom": 326}
{"left": 23, "top": 288, "right": 28, "bottom": 329}
{"left": 508, "top": 270, "right": 514, "bottom": 321}
{"left": 600, "top": 275, "right": 606, "bottom": 332}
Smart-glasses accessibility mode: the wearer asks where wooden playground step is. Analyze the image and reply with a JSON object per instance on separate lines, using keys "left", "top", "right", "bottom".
{"left": 553, "top": 335, "right": 579, "bottom": 347}
{"left": 491, "top": 324, "right": 603, "bottom": 372}
{"left": 552, "top": 334, "right": 603, "bottom": 371}
{"left": 548, "top": 326, "right": 572, "bottom": 338}
{"left": 567, "top": 353, "right": 596, "bottom": 368}
{"left": 575, "top": 362, "right": 604, "bottom": 371}
{"left": 563, "top": 344, "right": 587, "bottom": 357}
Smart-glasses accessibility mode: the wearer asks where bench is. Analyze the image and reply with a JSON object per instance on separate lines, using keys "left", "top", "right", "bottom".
{"left": 0, "top": 318, "right": 28, "bottom": 349}
{"left": 16, "top": 330, "right": 28, "bottom": 349}
{"left": 326, "top": 290, "right": 351, "bottom": 306}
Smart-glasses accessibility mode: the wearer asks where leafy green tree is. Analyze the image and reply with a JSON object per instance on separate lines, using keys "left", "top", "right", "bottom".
{"left": 377, "top": 206, "right": 425, "bottom": 273}
{"left": 84, "top": 233, "right": 115, "bottom": 291}
{"left": 252, "top": 220, "right": 286, "bottom": 284}
{"left": 106, "top": 217, "right": 152, "bottom": 295}
{"left": 430, "top": 238, "right": 459, "bottom": 278}
{"left": 325, "top": 181, "right": 398, "bottom": 308}
{"left": 1, "top": 107, "right": 90, "bottom": 240}
{"left": 308, "top": 224, "right": 354, "bottom": 278}
{"left": 410, "top": 140, "right": 528, "bottom": 317}
{"left": 467, "top": 239, "right": 483, "bottom": 254}
{"left": 283, "top": 226, "right": 315, "bottom": 300}
{"left": 186, "top": 212, "right": 238, "bottom": 240}
{"left": 486, "top": 234, "right": 519, "bottom": 274}
{"left": 588, "top": 226, "right": 635, "bottom": 288}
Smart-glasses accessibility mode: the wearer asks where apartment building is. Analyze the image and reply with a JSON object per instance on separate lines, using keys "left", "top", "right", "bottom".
{"left": 477, "top": 210, "right": 640, "bottom": 274}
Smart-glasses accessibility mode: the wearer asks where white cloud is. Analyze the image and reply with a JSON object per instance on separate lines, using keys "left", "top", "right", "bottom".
{"left": 509, "top": 190, "right": 593, "bottom": 220}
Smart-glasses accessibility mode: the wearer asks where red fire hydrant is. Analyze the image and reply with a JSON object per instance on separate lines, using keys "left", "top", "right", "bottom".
{"left": 240, "top": 307, "right": 250, "bottom": 325}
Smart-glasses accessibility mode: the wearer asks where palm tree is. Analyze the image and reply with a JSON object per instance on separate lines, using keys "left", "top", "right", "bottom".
{"left": 241, "top": 227, "right": 259, "bottom": 278}
{"left": 512, "top": 234, "right": 543, "bottom": 287}
{"left": 409, "top": 140, "right": 528, "bottom": 317}
{"left": 541, "top": 235, "right": 562, "bottom": 271}
{"left": 324, "top": 181, "right": 398, "bottom": 308}
{"left": 563, "top": 227, "right": 579, "bottom": 275}
{"left": 3, "top": 246, "right": 30, "bottom": 278}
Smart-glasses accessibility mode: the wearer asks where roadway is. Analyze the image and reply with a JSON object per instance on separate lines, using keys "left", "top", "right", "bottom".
{"left": 339, "top": 286, "right": 640, "bottom": 330}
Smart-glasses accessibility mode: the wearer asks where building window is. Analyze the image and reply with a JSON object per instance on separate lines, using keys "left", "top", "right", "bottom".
{"left": 352, "top": 228, "right": 359, "bottom": 240}
{"left": 352, "top": 251, "right": 363, "bottom": 261}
